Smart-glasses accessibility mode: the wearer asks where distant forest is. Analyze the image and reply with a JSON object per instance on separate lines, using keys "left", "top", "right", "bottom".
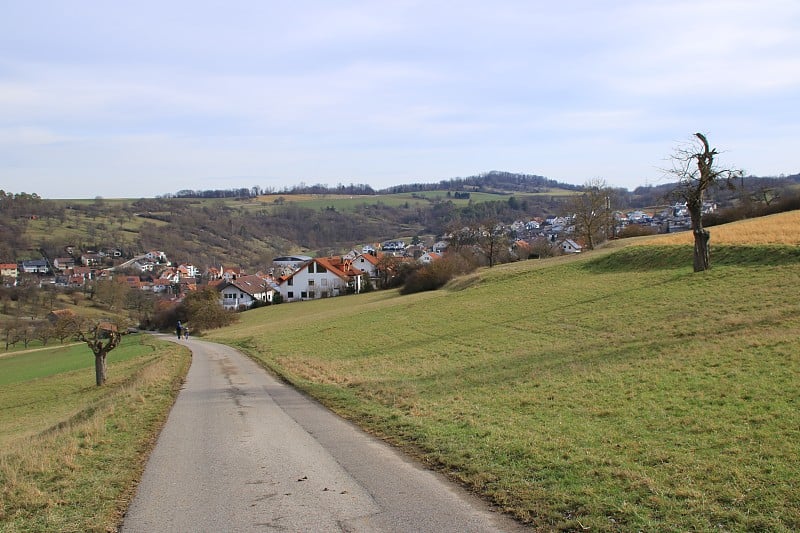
{"left": 163, "top": 171, "right": 580, "bottom": 200}
{"left": 162, "top": 169, "right": 800, "bottom": 210}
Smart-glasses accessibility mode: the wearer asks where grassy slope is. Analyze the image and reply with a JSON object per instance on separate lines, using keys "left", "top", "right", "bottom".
{"left": 251, "top": 189, "right": 577, "bottom": 213}
{"left": 208, "top": 217, "right": 800, "bottom": 531}
{"left": 0, "top": 336, "right": 191, "bottom": 532}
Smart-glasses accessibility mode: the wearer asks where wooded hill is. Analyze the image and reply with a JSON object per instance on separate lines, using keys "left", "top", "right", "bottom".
{"left": 2, "top": 171, "right": 799, "bottom": 272}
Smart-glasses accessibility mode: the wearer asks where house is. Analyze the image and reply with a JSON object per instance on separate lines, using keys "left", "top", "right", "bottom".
{"left": 221, "top": 266, "right": 244, "bottom": 281}
{"left": 560, "top": 239, "right": 583, "bottom": 254}
{"left": 218, "top": 274, "right": 276, "bottom": 310}
{"left": 145, "top": 250, "right": 168, "bottom": 263}
{"left": 0, "top": 263, "right": 18, "bottom": 282}
{"left": 158, "top": 267, "right": 181, "bottom": 283}
{"left": 526, "top": 219, "right": 541, "bottom": 231}
{"left": 205, "top": 266, "right": 222, "bottom": 281}
{"left": 176, "top": 263, "right": 199, "bottom": 278}
{"left": 68, "top": 274, "right": 87, "bottom": 287}
{"left": 81, "top": 253, "right": 103, "bottom": 267}
{"left": 21, "top": 259, "right": 50, "bottom": 274}
{"left": 278, "top": 257, "right": 363, "bottom": 302}
{"left": 71, "top": 266, "right": 96, "bottom": 280}
{"left": 381, "top": 240, "right": 406, "bottom": 252}
{"left": 53, "top": 257, "right": 76, "bottom": 271}
{"left": 132, "top": 260, "right": 156, "bottom": 273}
{"left": 351, "top": 252, "right": 381, "bottom": 280}
{"left": 431, "top": 241, "right": 448, "bottom": 254}
{"left": 418, "top": 252, "right": 441, "bottom": 265}
{"left": 272, "top": 255, "right": 313, "bottom": 278}
{"left": 47, "top": 308, "right": 77, "bottom": 324}
{"left": 152, "top": 278, "right": 175, "bottom": 294}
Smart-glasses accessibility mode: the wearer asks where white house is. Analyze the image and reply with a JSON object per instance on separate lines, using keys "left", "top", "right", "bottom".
{"left": 177, "top": 263, "right": 199, "bottom": 278}
{"left": 218, "top": 275, "right": 275, "bottom": 310}
{"left": 418, "top": 252, "right": 442, "bottom": 265}
{"left": 560, "top": 239, "right": 583, "bottom": 254}
{"left": 0, "top": 263, "right": 18, "bottom": 285}
{"left": 145, "top": 250, "right": 168, "bottom": 263}
{"left": 432, "top": 241, "right": 449, "bottom": 254}
{"left": 278, "top": 257, "right": 363, "bottom": 302}
{"left": 352, "top": 253, "right": 381, "bottom": 280}
{"left": 21, "top": 259, "right": 50, "bottom": 274}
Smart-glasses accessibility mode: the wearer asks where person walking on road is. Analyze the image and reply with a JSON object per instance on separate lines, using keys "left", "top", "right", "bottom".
{"left": 176, "top": 320, "right": 183, "bottom": 340}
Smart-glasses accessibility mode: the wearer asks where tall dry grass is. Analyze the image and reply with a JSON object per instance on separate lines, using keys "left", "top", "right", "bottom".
{"left": 643, "top": 210, "right": 800, "bottom": 245}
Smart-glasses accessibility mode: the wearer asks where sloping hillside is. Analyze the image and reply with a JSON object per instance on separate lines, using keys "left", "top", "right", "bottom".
{"left": 208, "top": 215, "right": 800, "bottom": 531}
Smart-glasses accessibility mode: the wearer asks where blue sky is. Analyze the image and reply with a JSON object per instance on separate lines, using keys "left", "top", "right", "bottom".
{"left": 1, "top": 1, "right": 799, "bottom": 199}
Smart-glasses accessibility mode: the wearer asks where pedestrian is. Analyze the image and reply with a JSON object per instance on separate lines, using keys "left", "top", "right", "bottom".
{"left": 176, "top": 320, "right": 183, "bottom": 340}
{"left": 184, "top": 326, "right": 189, "bottom": 340}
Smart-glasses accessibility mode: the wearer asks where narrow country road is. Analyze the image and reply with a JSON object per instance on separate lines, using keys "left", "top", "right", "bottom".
{"left": 121, "top": 337, "right": 526, "bottom": 532}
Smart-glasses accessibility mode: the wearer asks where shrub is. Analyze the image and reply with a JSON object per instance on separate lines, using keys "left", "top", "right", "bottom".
{"left": 617, "top": 224, "right": 658, "bottom": 238}
{"left": 400, "top": 253, "right": 478, "bottom": 295}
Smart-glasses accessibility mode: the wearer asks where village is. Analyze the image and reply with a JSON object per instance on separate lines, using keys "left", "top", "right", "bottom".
{"left": 0, "top": 203, "right": 703, "bottom": 314}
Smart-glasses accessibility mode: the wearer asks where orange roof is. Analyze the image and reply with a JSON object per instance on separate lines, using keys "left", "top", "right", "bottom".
{"left": 355, "top": 253, "right": 381, "bottom": 266}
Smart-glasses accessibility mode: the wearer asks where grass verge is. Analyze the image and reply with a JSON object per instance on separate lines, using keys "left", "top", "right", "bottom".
{"left": 0, "top": 335, "right": 190, "bottom": 532}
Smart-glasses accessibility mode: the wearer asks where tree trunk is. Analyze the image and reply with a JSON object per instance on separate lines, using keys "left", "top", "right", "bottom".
{"left": 693, "top": 228, "right": 710, "bottom": 272}
{"left": 95, "top": 352, "right": 107, "bottom": 386}
{"left": 689, "top": 203, "right": 710, "bottom": 272}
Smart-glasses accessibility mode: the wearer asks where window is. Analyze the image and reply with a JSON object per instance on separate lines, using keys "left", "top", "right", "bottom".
{"left": 287, "top": 291, "right": 294, "bottom": 299}
{"left": 308, "top": 264, "right": 314, "bottom": 273}
{"left": 301, "top": 291, "right": 308, "bottom": 299}
{"left": 309, "top": 290, "right": 315, "bottom": 298}
{"left": 316, "top": 264, "right": 327, "bottom": 273}
{"left": 308, "top": 279, "right": 314, "bottom": 286}
{"left": 288, "top": 278, "right": 293, "bottom": 286}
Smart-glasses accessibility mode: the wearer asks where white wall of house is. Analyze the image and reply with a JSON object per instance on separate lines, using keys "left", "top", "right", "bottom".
{"left": 560, "top": 239, "right": 582, "bottom": 253}
{"left": 352, "top": 255, "right": 378, "bottom": 278}
{"left": 418, "top": 252, "right": 439, "bottom": 265}
{"left": 279, "top": 262, "right": 349, "bottom": 302}
{"left": 220, "top": 288, "right": 257, "bottom": 310}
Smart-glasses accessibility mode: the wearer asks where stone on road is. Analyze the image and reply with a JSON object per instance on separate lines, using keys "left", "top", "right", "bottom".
{"left": 121, "top": 337, "right": 525, "bottom": 532}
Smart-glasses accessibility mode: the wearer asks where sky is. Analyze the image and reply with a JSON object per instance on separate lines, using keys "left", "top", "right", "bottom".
{"left": 1, "top": 1, "right": 799, "bottom": 199}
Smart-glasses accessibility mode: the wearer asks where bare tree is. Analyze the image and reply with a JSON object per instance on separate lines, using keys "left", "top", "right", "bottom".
{"left": 74, "top": 319, "right": 124, "bottom": 386}
{"left": 566, "top": 178, "right": 613, "bottom": 250}
{"left": 667, "top": 133, "right": 742, "bottom": 271}
{"left": 475, "top": 220, "right": 511, "bottom": 268}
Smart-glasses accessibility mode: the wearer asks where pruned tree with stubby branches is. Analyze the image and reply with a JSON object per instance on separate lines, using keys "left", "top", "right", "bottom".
{"left": 73, "top": 319, "right": 124, "bottom": 386}
{"left": 666, "top": 133, "right": 742, "bottom": 272}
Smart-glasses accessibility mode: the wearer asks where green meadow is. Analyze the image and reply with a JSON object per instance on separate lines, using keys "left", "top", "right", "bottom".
{"left": 0, "top": 336, "right": 190, "bottom": 532}
{"left": 251, "top": 188, "right": 577, "bottom": 213}
{"left": 208, "top": 244, "right": 800, "bottom": 531}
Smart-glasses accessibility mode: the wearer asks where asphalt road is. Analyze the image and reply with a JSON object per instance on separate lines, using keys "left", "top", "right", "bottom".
{"left": 121, "top": 336, "right": 527, "bottom": 532}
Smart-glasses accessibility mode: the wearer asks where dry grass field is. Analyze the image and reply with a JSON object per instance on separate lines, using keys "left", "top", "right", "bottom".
{"left": 643, "top": 210, "right": 800, "bottom": 245}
